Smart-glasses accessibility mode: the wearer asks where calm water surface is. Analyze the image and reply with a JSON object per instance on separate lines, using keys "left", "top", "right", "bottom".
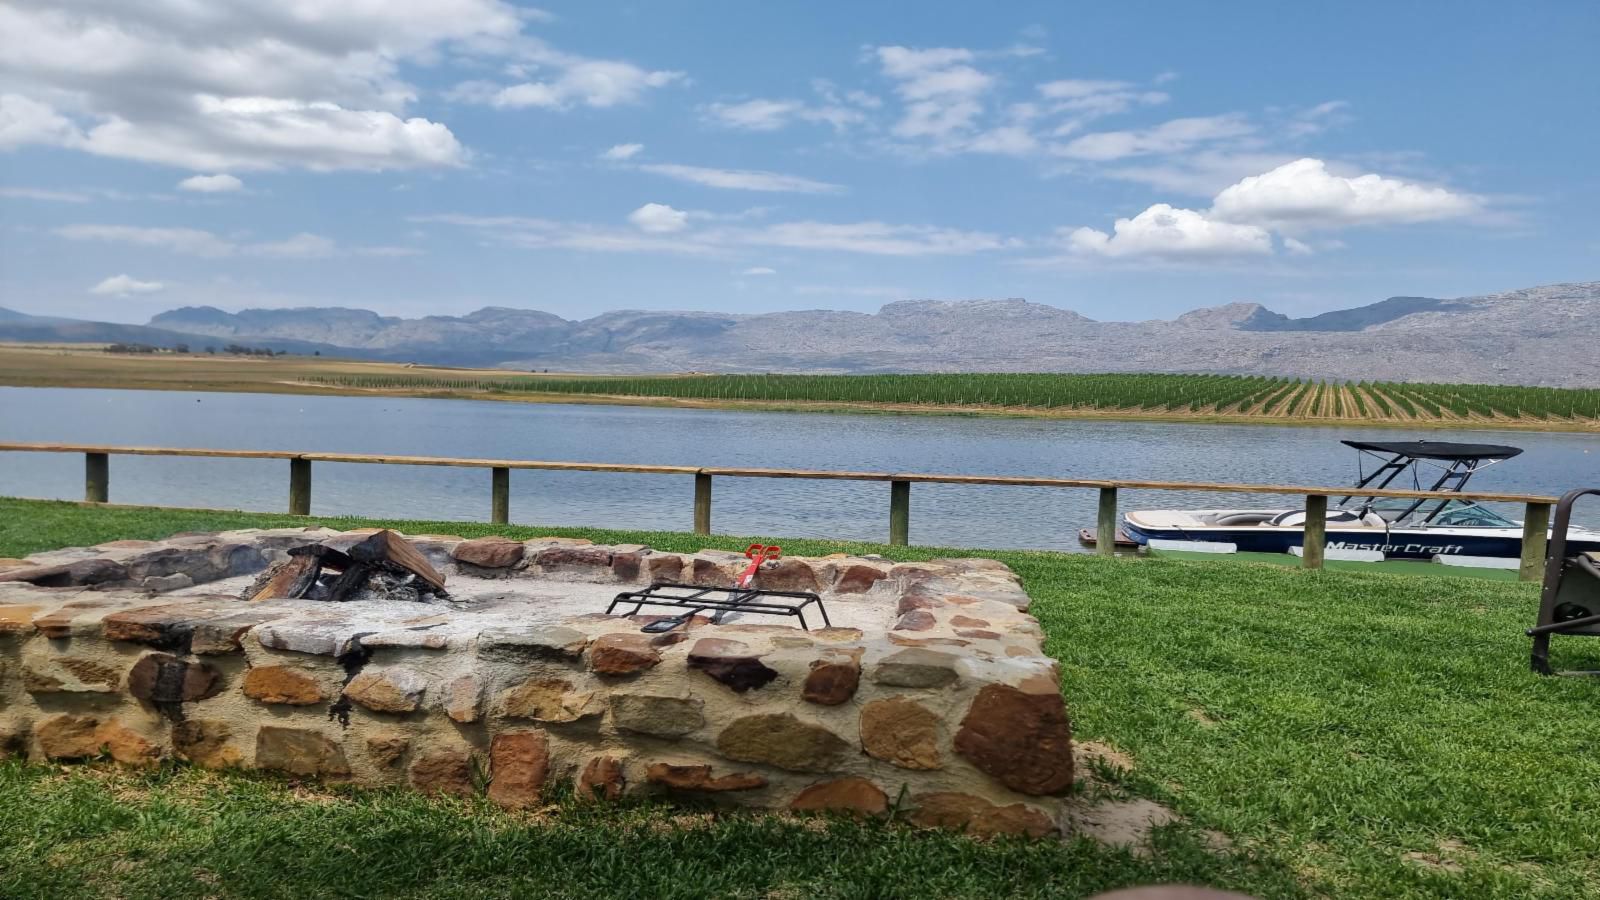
{"left": 1, "top": 387, "right": 1595, "bottom": 550}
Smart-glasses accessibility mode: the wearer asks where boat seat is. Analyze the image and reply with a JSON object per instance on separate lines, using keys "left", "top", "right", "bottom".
{"left": 1266, "top": 509, "right": 1370, "bottom": 528}
{"left": 1212, "top": 512, "right": 1278, "bottom": 526}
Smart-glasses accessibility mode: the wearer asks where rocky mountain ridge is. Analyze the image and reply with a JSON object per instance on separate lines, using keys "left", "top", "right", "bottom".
{"left": 4, "top": 281, "right": 1596, "bottom": 386}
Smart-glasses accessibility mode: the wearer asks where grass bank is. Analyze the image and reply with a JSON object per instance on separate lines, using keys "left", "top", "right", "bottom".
{"left": 3, "top": 497, "right": 1598, "bottom": 899}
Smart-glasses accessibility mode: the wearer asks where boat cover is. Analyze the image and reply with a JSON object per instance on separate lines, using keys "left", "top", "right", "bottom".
{"left": 1340, "top": 440, "right": 1522, "bottom": 461}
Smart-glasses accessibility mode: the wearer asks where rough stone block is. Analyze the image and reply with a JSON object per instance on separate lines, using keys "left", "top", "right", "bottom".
{"left": 953, "top": 684, "right": 1073, "bottom": 796}
{"left": 588, "top": 633, "right": 661, "bottom": 676}
{"left": 534, "top": 546, "right": 614, "bottom": 574}
{"left": 872, "top": 648, "right": 960, "bottom": 689}
{"left": 910, "top": 792, "right": 1055, "bottom": 838}
{"left": 172, "top": 720, "right": 241, "bottom": 768}
{"left": 609, "top": 691, "right": 705, "bottom": 738}
{"left": 143, "top": 573, "right": 194, "bottom": 592}
{"left": 488, "top": 731, "right": 549, "bottom": 810}
{"left": 452, "top": 537, "right": 526, "bottom": 569}
{"left": 410, "top": 749, "right": 475, "bottom": 798}
{"left": 646, "top": 763, "right": 766, "bottom": 792}
{"left": 36, "top": 714, "right": 159, "bottom": 765}
{"left": 830, "top": 563, "right": 887, "bottom": 594}
{"left": 127, "top": 653, "right": 223, "bottom": 705}
{"left": 643, "top": 554, "right": 684, "bottom": 583}
{"left": 255, "top": 726, "right": 350, "bottom": 777}
{"left": 366, "top": 732, "right": 409, "bottom": 768}
{"left": 790, "top": 777, "right": 888, "bottom": 817}
{"left": 689, "top": 557, "right": 739, "bottom": 587}
{"left": 242, "top": 665, "right": 326, "bottom": 706}
{"left": 0, "top": 603, "right": 43, "bottom": 638}
{"left": 23, "top": 654, "right": 123, "bottom": 694}
{"left": 801, "top": 651, "right": 861, "bottom": 706}
{"left": 754, "top": 558, "right": 820, "bottom": 593}
{"left": 716, "top": 713, "right": 848, "bottom": 773}
{"left": 501, "top": 678, "right": 601, "bottom": 723}
{"left": 445, "top": 675, "right": 482, "bottom": 724}
{"left": 477, "top": 625, "right": 588, "bottom": 661}
{"left": 686, "top": 638, "right": 778, "bottom": 693}
{"left": 577, "top": 755, "right": 626, "bottom": 801}
{"left": 610, "top": 551, "right": 644, "bottom": 582}
{"left": 860, "top": 698, "right": 942, "bottom": 770}
{"left": 344, "top": 667, "right": 427, "bottom": 714}
{"left": 0, "top": 558, "right": 127, "bottom": 587}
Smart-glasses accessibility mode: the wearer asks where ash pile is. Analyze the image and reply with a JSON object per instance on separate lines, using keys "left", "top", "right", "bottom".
{"left": 242, "top": 529, "right": 448, "bottom": 604}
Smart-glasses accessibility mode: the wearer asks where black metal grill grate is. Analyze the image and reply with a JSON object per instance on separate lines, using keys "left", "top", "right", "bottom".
{"left": 607, "top": 582, "right": 832, "bottom": 631}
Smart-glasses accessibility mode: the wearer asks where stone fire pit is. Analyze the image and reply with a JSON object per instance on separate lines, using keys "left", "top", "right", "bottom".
{"left": 0, "top": 528, "right": 1072, "bottom": 837}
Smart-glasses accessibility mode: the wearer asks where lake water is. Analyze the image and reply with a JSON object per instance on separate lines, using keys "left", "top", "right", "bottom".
{"left": 1, "top": 387, "right": 1595, "bottom": 551}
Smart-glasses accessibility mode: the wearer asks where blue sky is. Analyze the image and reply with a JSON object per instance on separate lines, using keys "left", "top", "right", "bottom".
{"left": 1, "top": 0, "right": 1596, "bottom": 325}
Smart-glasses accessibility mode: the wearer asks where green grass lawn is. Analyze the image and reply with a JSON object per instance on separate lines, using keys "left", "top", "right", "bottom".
{"left": 3, "top": 497, "right": 1599, "bottom": 899}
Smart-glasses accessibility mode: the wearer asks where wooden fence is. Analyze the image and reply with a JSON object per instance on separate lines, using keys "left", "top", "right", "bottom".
{"left": 0, "top": 441, "right": 1558, "bottom": 580}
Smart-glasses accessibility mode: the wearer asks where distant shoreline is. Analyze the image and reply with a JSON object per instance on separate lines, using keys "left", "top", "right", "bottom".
{"left": 4, "top": 343, "right": 1596, "bottom": 433}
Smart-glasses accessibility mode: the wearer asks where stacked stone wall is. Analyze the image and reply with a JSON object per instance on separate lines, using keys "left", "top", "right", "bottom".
{"left": 0, "top": 529, "right": 1071, "bottom": 836}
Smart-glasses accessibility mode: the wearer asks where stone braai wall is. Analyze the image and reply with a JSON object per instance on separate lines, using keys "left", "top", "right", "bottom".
{"left": 0, "top": 529, "right": 1072, "bottom": 837}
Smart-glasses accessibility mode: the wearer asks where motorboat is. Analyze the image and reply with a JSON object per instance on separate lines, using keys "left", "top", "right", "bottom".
{"left": 1122, "top": 440, "right": 1600, "bottom": 560}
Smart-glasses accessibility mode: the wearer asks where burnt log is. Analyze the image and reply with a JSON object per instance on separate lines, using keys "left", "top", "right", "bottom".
{"left": 245, "top": 554, "right": 320, "bottom": 602}
{"left": 346, "top": 531, "right": 446, "bottom": 593}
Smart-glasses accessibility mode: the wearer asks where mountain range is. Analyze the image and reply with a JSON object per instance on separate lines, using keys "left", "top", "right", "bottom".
{"left": 3, "top": 281, "right": 1596, "bottom": 386}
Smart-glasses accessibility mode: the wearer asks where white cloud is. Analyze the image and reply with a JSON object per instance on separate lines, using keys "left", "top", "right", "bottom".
{"left": 600, "top": 143, "right": 644, "bottom": 160}
{"left": 252, "top": 232, "right": 338, "bottom": 258}
{"left": 1099, "top": 150, "right": 1300, "bottom": 196}
{"left": 1038, "top": 80, "right": 1132, "bottom": 100}
{"left": 1060, "top": 157, "right": 1485, "bottom": 262}
{"left": 89, "top": 274, "right": 164, "bottom": 296}
{"left": 57, "top": 224, "right": 237, "bottom": 257}
{"left": 415, "top": 212, "right": 1011, "bottom": 258}
{"left": 1054, "top": 114, "right": 1254, "bottom": 161}
{"left": 874, "top": 46, "right": 994, "bottom": 142}
{"left": 702, "top": 81, "right": 874, "bottom": 133}
{"left": 473, "top": 60, "right": 683, "bottom": 110}
{"left": 0, "top": 186, "right": 91, "bottom": 203}
{"left": 0, "top": 2, "right": 672, "bottom": 172}
{"left": 1065, "top": 204, "right": 1273, "bottom": 260}
{"left": 637, "top": 163, "right": 844, "bottom": 194}
{"left": 628, "top": 202, "right": 689, "bottom": 233}
{"left": 0, "top": 93, "right": 81, "bottom": 148}
{"left": 734, "top": 221, "right": 1011, "bottom": 256}
{"left": 741, "top": 266, "right": 777, "bottom": 275}
{"left": 178, "top": 173, "right": 244, "bottom": 193}
{"left": 965, "top": 126, "right": 1039, "bottom": 156}
{"left": 1210, "top": 158, "right": 1480, "bottom": 229}
{"left": 704, "top": 99, "right": 803, "bottom": 131}
{"left": 55, "top": 224, "right": 406, "bottom": 258}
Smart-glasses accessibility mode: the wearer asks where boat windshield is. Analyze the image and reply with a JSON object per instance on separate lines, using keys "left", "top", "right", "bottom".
{"left": 1362, "top": 497, "right": 1516, "bottom": 527}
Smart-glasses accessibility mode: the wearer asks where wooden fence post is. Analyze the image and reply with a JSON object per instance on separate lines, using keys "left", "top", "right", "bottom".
{"left": 1302, "top": 494, "right": 1327, "bottom": 569}
{"left": 1096, "top": 487, "right": 1118, "bottom": 557}
{"left": 491, "top": 466, "right": 510, "bottom": 524}
{"left": 889, "top": 480, "right": 910, "bottom": 546}
{"left": 1519, "top": 501, "right": 1551, "bottom": 582}
{"left": 289, "top": 458, "right": 312, "bottom": 515}
{"left": 694, "top": 472, "right": 712, "bottom": 535}
{"left": 84, "top": 452, "right": 108, "bottom": 503}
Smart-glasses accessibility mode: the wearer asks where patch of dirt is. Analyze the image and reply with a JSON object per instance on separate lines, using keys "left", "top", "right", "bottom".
{"left": 1065, "top": 797, "right": 1180, "bottom": 857}
{"left": 1075, "top": 740, "right": 1136, "bottom": 776}
{"left": 1185, "top": 708, "right": 1219, "bottom": 728}
{"left": 1402, "top": 851, "right": 1464, "bottom": 873}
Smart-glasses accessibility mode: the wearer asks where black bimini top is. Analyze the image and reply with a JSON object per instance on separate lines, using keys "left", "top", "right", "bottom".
{"left": 1341, "top": 439, "right": 1523, "bottom": 461}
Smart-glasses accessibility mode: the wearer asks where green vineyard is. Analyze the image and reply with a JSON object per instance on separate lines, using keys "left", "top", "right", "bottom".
{"left": 298, "top": 372, "right": 1600, "bottom": 423}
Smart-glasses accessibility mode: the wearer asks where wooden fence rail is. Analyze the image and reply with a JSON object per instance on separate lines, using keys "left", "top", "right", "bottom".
{"left": 0, "top": 441, "right": 1559, "bottom": 580}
